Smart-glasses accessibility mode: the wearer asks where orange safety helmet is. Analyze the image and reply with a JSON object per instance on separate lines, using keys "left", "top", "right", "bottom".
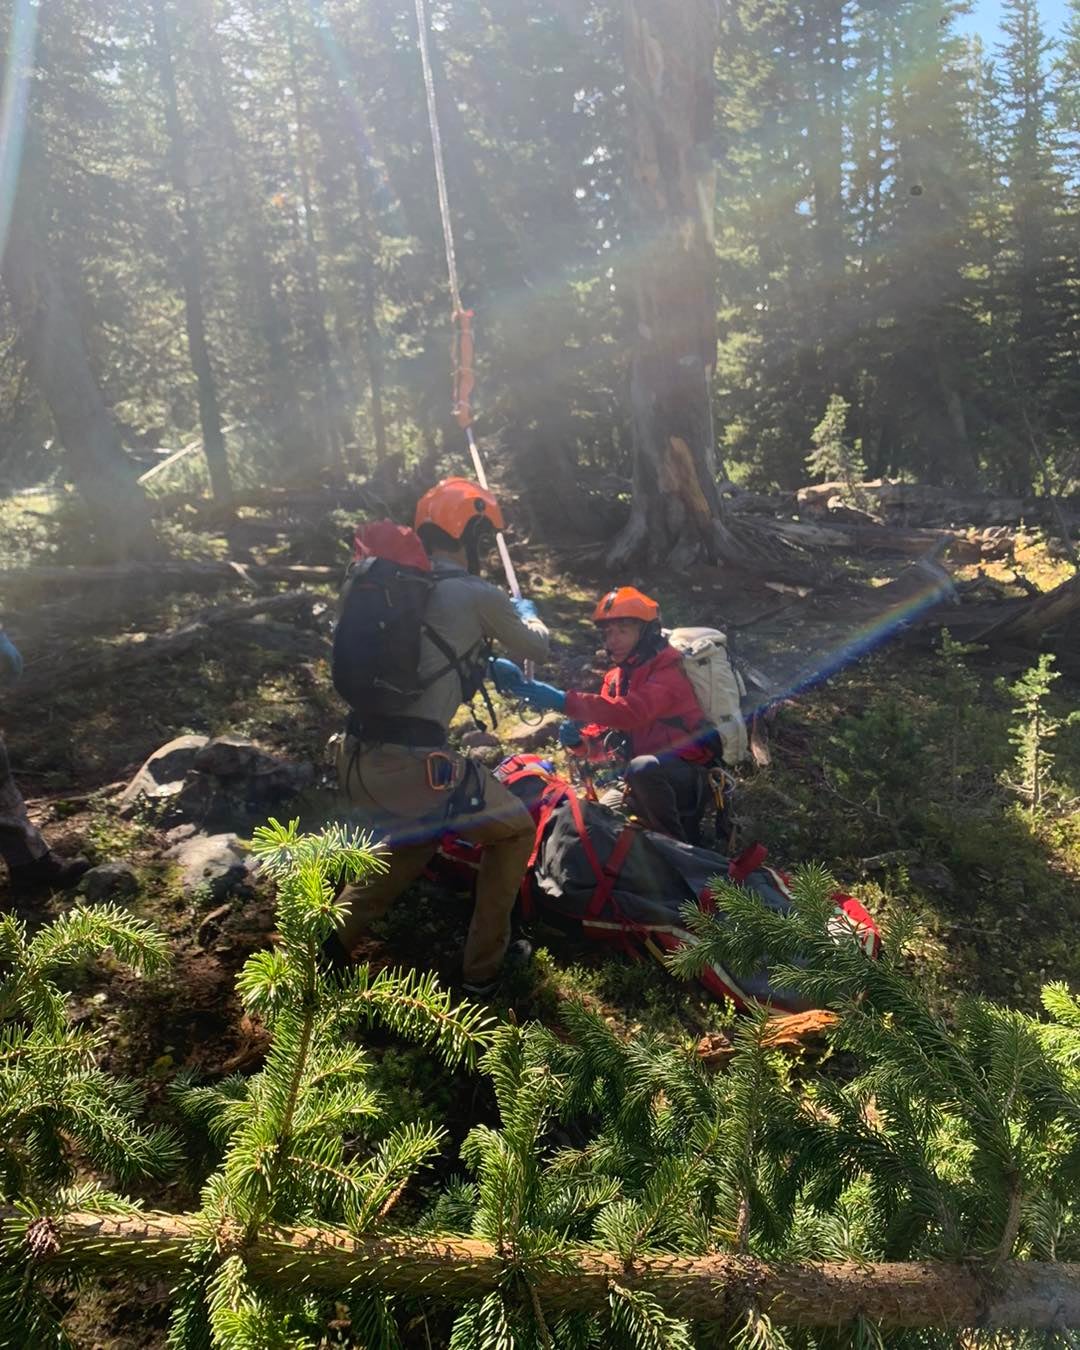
{"left": 592, "top": 586, "right": 660, "bottom": 624}
{"left": 414, "top": 476, "right": 506, "bottom": 541}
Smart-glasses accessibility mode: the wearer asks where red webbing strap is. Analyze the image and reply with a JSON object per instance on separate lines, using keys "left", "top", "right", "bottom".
{"left": 585, "top": 825, "right": 637, "bottom": 920}
{"left": 729, "top": 841, "right": 767, "bottom": 884}
{"left": 519, "top": 781, "right": 573, "bottom": 917}
{"left": 526, "top": 784, "right": 570, "bottom": 870}
{"left": 563, "top": 787, "right": 604, "bottom": 881}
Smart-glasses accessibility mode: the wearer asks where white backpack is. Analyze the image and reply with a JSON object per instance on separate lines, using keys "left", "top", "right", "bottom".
{"left": 666, "top": 626, "right": 749, "bottom": 765}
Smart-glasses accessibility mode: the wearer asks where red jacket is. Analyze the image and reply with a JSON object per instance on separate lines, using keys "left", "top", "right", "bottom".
{"left": 564, "top": 642, "right": 711, "bottom": 764}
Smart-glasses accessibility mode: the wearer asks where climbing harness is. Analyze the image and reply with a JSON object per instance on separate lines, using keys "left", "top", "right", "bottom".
{"left": 412, "top": 0, "right": 535, "bottom": 682}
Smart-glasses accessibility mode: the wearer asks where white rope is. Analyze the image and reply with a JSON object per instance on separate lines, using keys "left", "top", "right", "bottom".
{"left": 413, "top": 0, "right": 536, "bottom": 679}
{"left": 413, "top": 0, "right": 463, "bottom": 317}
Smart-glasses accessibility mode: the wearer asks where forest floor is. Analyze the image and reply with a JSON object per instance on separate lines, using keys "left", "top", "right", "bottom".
{"left": 2, "top": 487, "right": 1079, "bottom": 1347}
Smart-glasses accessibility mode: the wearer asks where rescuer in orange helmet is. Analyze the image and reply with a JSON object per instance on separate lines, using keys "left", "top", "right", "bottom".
{"left": 330, "top": 477, "right": 549, "bottom": 997}
{"left": 491, "top": 586, "right": 713, "bottom": 843}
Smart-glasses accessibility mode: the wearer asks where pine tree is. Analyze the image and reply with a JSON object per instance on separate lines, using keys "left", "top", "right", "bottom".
{"left": 996, "top": 0, "right": 1072, "bottom": 484}
{"left": 0, "top": 903, "right": 179, "bottom": 1343}
{"left": 4, "top": 855, "right": 1080, "bottom": 1343}
{"left": 806, "top": 393, "right": 866, "bottom": 499}
{"left": 1006, "top": 652, "right": 1064, "bottom": 810}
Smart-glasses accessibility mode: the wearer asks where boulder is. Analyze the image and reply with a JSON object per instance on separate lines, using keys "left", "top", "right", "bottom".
{"left": 166, "top": 832, "right": 253, "bottom": 901}
{"left": 503, "top": 712, "right": 563, "bottom": 753}
{"left": 118, "top": 735, "right": 210, "bottom": 818}
{"left": 460, "top": 729, "right": 502, "bottom": 751}
{"left": 192, "top": 736, "right": 315, "bottom": 798}
{"left": 78, "top": 861, "right": 140, "bottom": 903}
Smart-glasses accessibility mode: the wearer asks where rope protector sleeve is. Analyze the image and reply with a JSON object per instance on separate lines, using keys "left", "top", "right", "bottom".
{"left": 452, "top": 308, "right": 475, "bottom": 429}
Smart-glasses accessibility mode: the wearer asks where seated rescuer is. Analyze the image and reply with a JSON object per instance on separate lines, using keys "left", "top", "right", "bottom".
{"left": 329, "top": 477, "right": 550, "bottom": 997}
{"left": 0, "top": 623, "right": 90, "bottom": 894}
{"left": 493, "top": 587, "right": 713, "bottom": 844}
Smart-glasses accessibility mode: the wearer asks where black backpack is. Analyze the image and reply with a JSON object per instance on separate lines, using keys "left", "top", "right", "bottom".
{"left": 331, "top": 521, "right": 492, "bottom": 728}
{"left": 332, "top": 554, "right": 436, "bottom": 714}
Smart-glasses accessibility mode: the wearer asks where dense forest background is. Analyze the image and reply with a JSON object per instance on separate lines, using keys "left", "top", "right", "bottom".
{"left": 1, "top": 0, "right": 1079, "bottom": 551}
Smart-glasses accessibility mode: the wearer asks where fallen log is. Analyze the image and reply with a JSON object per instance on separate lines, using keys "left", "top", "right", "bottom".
{"left": 968, "top": 570, "right": 1080, "bottom": 645}
{"left": 6, "top": 591, "right": 323, "bottom": 702}
{"left": 767, "top": 518, "right": 963, "bottom": 558}
{"left": 10, "top": 1209, "right": 1080, "bottom": 1328}
{"left": 797, "top": 479, "right": 1080, "bottom": 532}
{"left": 887, "top": 569, "right": 1080, "bottom": 647}
{"left": 0, "top": 560, "right": 339, "bottom": 593}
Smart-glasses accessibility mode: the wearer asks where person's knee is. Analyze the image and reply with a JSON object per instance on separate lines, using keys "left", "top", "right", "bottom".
{"left": 626, "top": 754, "right": 662, "bottom": 786}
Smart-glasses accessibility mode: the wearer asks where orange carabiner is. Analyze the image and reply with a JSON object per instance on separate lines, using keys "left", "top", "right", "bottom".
{"left": 425, "top": 751, "right": 457, "bottom": 792}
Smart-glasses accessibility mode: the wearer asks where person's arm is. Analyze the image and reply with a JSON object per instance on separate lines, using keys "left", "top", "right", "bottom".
{"left": 565, "top": 675, "right": 680, "bottom": 732}
{"left": 476, "top": 583, "right": 550, "bottom": 665}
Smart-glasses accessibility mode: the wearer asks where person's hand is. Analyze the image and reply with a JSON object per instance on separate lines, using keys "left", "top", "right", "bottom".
{"left": 512, "top": 597, "right": 540, "bottom": 623}
{"left": 490, "top": 657, "right": 526, "bottom": 696}
{"left": 558, "top": 720, "right": 583, "bottom": 748}
{"left": 516, "top": 679, "right": 566, "bottom": 714}
{"left": 0, "top": 631, "right": 24, "bottom": 682}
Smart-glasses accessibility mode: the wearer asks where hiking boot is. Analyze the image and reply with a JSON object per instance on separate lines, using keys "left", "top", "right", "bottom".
{"left": 7, "top": 852, "right": 91, "bottom": 893}
{"left": 462, "top": 938, "right": 534, "bottom": 1000}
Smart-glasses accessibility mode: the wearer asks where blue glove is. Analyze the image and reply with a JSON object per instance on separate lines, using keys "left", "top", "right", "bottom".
{"left": 558, "top": 721, "right": 583, "bottom": 748}
{"left": 517, "top": 679, "right": 566, "bottom": 714}
{"left": 0, "top": 631, "right": 23, "bottom": 682}
{"left": 513, "top": 597, "right": 539, "bottom": 623}
{"left": 490, "top": 657, "right": 526, "bottom": 696}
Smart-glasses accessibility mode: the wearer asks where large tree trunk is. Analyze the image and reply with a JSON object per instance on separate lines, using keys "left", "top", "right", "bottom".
{"left": 149, "top": 0, "right": 234, "bottom": 513}
{"left": 361, "top": 250, "right": 389, "bottom": 465}
{"left": 12, "top": 1209, "right": 1080, "bottom": 1329}
{"left": 195, "top": 0, "right": 299, "bottom": 441}
{"left": 282, "top": 0, "right": 345, "bottom": 468}
{"left": 611, "top": 0, "right": 725, "bottom": 572}
{"left": 0, "top": 150, "right": 158, "bottom": 560}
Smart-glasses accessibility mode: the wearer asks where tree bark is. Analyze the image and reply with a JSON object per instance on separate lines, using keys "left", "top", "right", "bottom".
{"left": 361, "top": 250, "right": 388, "bottom": 465}
{"left": 281, "top": 0, "right": 345, "bottom": 467}
{"left": 12, "top": 1209, "right": 1080, "bottom": 1329}
{"left": 611, "top": 0, "right": 726, "bottom": 571}
{"left": 194, "top": 0, "right": 297, "bottom": 431}
{"left": 0, "top": 148, "right": 159, "bottom": 561}
{"left": 148, "top": 0, "right": 234, "bottom": 513}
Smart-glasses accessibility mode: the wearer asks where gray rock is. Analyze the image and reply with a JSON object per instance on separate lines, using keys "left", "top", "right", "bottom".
{"left": 163, "top": 822, "right": 198, "bottom": 846}
{"left": 118, "top": 735, "right": 210, "bottom": 818}
{"left": 166, "top": 832, "right": 253, "bottom": 900}
{"left": 193, "top": 737, "right": 315, "bottom": 798}
{"left": 909, "top": 862, "right": 956, "bottom": 896}
{"left": 79, "top": 861, "right": 139, "bottom": 903}
{"left": 503, "top": 712, "right": 563, "bottom": 753}
{"left": 460, "top": 729, "right": 501, "bottom": 750}
{"left": 191, "top": 736, "right": 266, "bottom": 777}
{"left": 861, "top": 850, "right": 919, "bottom": 873}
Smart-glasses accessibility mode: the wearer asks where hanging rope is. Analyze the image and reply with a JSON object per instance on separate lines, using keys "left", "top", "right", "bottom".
{"left": 412, "top": 0, "right": 534, "bottom": 682}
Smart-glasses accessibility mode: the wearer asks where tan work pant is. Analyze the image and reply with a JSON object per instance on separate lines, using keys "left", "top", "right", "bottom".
{"left": 335, "top": 737, "right": 535, "bottom": 984}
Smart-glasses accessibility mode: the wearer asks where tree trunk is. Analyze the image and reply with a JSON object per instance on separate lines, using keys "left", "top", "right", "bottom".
{"left": 612, "top": 0, "right": 745, "bottom": 572}
{"left": 0, "top": 150, "right": 158, "bottom": 560}
{"left": 360, "top": 250, "right": 388, "bottom": 465}
{"left": 282, "top": 0, "right": 345, "bottom": 467}
{"left": 194, "top": 0, "right": 297, "bottom": 432}
{"left": 148, "top": 0, "right": 234, "bottom": 513}
{"left": 12, "top": 1209, "right": 1080, "bottom": 1329}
